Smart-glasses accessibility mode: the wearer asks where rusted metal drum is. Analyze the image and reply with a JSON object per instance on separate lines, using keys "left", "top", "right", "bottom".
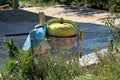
{"left": 47, "top": 35, "right": 76, "bottom": 50}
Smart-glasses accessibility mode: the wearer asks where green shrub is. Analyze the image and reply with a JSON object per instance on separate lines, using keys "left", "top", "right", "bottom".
{"left": 109, "top": 0, "right": 120, "bottom": 13}
{"left": 1, "top": 39, "right": 40, "bottom": 80}
{"left": 90, "top": 44, "right": 120, "bottom": 80}
{"left": 1, "top": 39, "right": 86, "bottom": 80}
{"left": 19, "top": 0, "right": 59, "bottom": 7}
{"left": 0, "top": 0, "right": 7, "bottom": 6}
{"left": 94, "top": 10, "right": 120, "bottom": 80}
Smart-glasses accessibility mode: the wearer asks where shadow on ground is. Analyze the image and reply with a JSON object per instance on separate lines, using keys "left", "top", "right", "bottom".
{"left": 54, "top": 5, "right": 107, "bottom": 17}
{"left": 0, "top": 9, "right": 54, "bottom": 36}
{"left": 0, "top": 9, "right": 54, "bottom": 23}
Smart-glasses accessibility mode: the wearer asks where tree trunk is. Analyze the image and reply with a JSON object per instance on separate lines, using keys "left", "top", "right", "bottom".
{"left": 13, "top": 0, "right": 19, "bottom": 9}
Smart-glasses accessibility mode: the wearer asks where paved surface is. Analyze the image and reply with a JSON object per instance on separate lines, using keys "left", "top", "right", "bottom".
{"left": 0, "top": 5, "right": 111, "bottom": 66}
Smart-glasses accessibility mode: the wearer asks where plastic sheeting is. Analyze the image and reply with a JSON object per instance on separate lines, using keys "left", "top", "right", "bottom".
{"left": 22, "top": 23, "right": 46, "bottom": 50}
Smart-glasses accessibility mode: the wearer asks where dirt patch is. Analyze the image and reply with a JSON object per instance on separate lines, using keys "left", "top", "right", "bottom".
{"left": 21, "top": 5, "right": 109, "bottom": 24}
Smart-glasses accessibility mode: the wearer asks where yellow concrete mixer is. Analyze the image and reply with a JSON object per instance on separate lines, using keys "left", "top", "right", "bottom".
{"left": 46, "top": 18, "right": 77, "bottom": 50}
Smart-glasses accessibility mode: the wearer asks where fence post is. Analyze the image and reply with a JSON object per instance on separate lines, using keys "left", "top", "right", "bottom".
{"left": 35, "top": 12, "right": 46, "bottom": 29}
{"left": 78, "top": 30, "right": 83, "bottom": 58}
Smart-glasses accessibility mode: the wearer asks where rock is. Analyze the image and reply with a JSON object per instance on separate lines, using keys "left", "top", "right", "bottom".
{"left": 34, "top": 39, "right": 51, "bottom": 59}
{"left": 41, "top": 39, "right": 51, "bottom": 53}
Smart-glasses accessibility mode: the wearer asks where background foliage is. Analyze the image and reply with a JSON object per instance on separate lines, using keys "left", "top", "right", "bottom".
{"left": 0, "top": 0, "right": 120, "bottom": 12}
{"left": 0, "top": 0, "right": 7, "bottom": 6}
